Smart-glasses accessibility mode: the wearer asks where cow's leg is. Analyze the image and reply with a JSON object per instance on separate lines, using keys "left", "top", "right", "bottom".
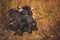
{"left": 21, "top": 23, "right": 28, "bottom": 32}
{"left": 26, "top": 23, "right": 32, "bottom": 34}
{"left": 11, "top": 15, "right": 24, "bottom": 36}
{"left": 14, "top": 22, "right": 24, "bottom": 36}
{"left": 31, "top": 20, "right": 38, "bottom": 31}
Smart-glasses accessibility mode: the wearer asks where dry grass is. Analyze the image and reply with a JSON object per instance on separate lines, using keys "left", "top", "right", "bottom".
{"left": 0, "top": 0, "right": 60, "bottom": 40}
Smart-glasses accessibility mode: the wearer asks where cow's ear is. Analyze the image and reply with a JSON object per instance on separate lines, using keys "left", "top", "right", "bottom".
{"left": 31, "top": 7, "right": 34, "bottom": 10}
{"left": 17, "top": 7, "right": 23, "bottom": 12}
{"left": 18, "top": 8, "right": 23, "bottom": 12}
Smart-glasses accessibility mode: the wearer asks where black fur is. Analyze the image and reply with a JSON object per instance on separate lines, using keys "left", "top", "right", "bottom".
{"left": 7, "top": 6, "right": 38, "bottom": 36}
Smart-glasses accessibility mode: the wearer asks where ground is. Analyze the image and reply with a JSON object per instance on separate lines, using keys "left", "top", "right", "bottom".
{"left": 0, "top": 0, "right": 60, "bottom": 40}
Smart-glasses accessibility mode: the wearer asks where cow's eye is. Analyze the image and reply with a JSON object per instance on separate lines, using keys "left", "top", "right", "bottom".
{"left": 24, "top": 10, "right": 28, "bottom": 14}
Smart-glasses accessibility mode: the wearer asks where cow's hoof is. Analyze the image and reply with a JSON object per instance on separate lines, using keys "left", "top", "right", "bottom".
{"left": 23, "top": 27, "right": 28, "bottom": 32}
{"left": 27, "top": 29, "right": 32, "bottom": 34}
{"left": 31, "top": 26, "right": 38, "bottom": 31}
{"left": 33, "top": 27, "right": 38, "bottom": 31}
{"left": 14, "top": 32, "right": 23, "bottom": 36}
{"left": 14, "top": 30, "right": 23, "bottom": 36}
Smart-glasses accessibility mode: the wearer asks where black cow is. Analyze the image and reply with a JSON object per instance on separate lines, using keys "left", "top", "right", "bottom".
{"left": 8, "top": 9, "right": 24, "bottom": 35}
{"left": 21, "top": 6, "right": 38, "bottom": 34}
{"left": 7, "top": 6, "right": 38, "bottom": 36}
